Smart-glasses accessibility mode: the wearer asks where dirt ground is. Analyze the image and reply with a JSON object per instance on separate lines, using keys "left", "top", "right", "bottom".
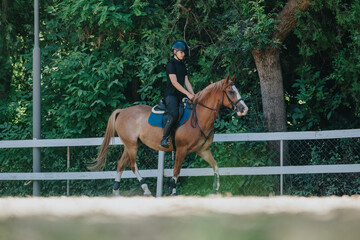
{"left": 1, "top": 195, "right": 360, "bottom": 240}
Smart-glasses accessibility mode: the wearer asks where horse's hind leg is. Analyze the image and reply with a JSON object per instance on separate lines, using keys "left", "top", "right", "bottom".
{"left": 127, "top": 146, "right": 152, "bottom": 196}
{"left": 113, "top": 149, "right": 129, "bottom": 196}
{"left": 197, "top": 148, "right": 220, "bottom": 193}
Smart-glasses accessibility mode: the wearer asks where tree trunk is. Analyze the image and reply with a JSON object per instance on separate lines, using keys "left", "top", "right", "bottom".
{"left": 132, "top": 77, "right": 139, "bottom": 102}
{"left": 252, "top": 48, "right": 288, "bottom": 165}
{"left": 251, "top": 48, "right": 286, "bottom": 132}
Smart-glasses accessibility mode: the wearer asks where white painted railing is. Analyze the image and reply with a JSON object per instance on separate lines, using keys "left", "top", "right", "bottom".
{"left": 1, "top": 129, "right": 360, "bottom": 197}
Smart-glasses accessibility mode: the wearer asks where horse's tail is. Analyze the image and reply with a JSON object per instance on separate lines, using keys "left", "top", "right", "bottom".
{"left": 88, "top": 109, "right": 122, "bottom": 171}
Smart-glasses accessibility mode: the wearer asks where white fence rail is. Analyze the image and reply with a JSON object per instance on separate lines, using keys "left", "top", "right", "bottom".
{"left": 1, "top": 129, "right": 360, "bottom": 197}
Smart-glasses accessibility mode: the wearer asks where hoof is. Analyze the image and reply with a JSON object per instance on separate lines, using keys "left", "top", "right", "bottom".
{"left": 210, "top": 190, "right": 218, "bottom": 194}
{"left": 113, "top": 189, "right": 120, "bottom": 196}
{"left": 113, "top": 189, "right": 120, "bottom": 197}
{"left": 169, "top": 188, "right": 177, "bottom": 196}
{"left": 142, "top": 184, "right": 152, "bottom": 196}
{"left": 143, "top": 190, "right": 152, "bottom": 197}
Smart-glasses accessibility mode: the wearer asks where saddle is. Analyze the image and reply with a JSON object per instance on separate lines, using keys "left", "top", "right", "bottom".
{"left": 148, "top": 98, "right": 191, "bottom": 129}
{"left": 151, "top": 99, "right": 167, "bottom": 114}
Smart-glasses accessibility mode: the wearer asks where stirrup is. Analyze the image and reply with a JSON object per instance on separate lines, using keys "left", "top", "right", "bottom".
{"left": 160, "top": 137, "right": 170, "bottom": 148}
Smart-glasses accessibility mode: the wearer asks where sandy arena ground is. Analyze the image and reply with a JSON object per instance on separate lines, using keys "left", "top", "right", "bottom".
{"left": 1, "top": 195, "right": 360, "bottom": 240}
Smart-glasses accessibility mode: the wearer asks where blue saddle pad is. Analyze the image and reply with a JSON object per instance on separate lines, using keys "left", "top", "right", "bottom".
{"left": 148, "top": 103, "right": 191, "bottom": 129}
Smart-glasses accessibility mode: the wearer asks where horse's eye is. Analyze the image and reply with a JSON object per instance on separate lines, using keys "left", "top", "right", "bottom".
{"left": 229, "top": 91, "right": 235, "bottom": 95}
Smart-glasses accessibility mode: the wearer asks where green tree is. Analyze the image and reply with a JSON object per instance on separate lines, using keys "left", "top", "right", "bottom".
{"left": 288, "top": 0, "right": 360, "bottom": 130}
{"left": 0, "top": 0, "right": 33, "bottom": 122}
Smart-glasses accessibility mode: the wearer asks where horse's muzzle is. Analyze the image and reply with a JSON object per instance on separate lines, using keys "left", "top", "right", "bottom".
{"left": 237, "top": 106, "right": 248, "bottom": 117}
{"left": 235, "top": 99, "right": 248, "bottom": 117}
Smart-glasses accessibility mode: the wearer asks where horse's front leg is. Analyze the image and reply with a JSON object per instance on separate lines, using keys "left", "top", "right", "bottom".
{"left": 170, "top": 149, "right": 186, "bottom": 196}
{"left": 197, "top": 148, "right": 220, "bottom": 194}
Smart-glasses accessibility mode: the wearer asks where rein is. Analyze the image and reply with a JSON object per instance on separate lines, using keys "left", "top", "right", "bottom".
{"left": 190, "top": 99, "right": 217, "bottom": 147}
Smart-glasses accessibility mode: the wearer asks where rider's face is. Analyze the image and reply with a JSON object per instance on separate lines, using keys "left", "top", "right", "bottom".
{"left": 174, "top": 50, "right": 185, "bottom": 60}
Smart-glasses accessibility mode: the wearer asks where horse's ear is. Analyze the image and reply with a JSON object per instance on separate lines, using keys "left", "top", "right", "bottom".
{"left": 225, "top": 74, "right": 230, "bottom": 83}
{"left": 230, "top": 75, "right": 236, "bottom": 82}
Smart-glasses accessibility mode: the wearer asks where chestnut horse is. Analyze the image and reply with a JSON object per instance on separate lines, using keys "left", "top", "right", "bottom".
{"left": 88, "top": 75, "right": 248, "bottom": 196}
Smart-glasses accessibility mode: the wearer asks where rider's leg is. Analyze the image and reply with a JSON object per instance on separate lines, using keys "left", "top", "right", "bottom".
{"left": 160, "top": 95, "right": 179, "bottom": 148}
{"left": 160, "top": 115, "right": 175, "bottom": 148}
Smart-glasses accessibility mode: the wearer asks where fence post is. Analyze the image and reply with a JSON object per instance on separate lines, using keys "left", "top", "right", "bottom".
{"left": 67, "top": 146, "right": 70, "bottom": 196}
{"left": 156, "top": 151, "right": 165, "bottom": 197}
{"left": 32, "top": 0, "right": 41, "bottom": 197}
{"left": 280, "top": 140, "right": 283, "bottom": 195}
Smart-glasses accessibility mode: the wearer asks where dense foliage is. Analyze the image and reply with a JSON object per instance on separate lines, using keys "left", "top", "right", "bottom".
{"left": 1, "top": 0, "right": 359, "bottom": 196}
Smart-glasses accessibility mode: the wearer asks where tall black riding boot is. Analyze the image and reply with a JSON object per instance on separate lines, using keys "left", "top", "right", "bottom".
{"left": 160, "top": 115, "right": 175, "bottom": 148}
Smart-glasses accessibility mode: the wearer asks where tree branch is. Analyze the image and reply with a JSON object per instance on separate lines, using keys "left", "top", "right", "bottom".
{"left": 273, "top": 0, "right": 311, "bottom": 43}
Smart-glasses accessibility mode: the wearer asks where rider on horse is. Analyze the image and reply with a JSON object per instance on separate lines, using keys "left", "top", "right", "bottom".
{"left": 160, "top": 40, "right": 196, "bottom": 148}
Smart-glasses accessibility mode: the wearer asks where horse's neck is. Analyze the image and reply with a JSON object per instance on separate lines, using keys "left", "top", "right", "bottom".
{"left": 195, "top": 89, "right": 222, "bottom": 131}
{"left": 197, "top": 90, "right": 222, "bottom": 112}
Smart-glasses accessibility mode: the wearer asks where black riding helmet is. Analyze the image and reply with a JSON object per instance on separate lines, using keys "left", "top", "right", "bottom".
{"left": 171, "top": 40, "right": 190, "bottom": 56}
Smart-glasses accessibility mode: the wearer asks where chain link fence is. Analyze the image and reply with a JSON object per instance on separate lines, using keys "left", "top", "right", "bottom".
{"left": 171, "top": 137, "right": 360, "bottom": 197}
{"left": 284, "top": 138, "right": 360, "bottom": 196}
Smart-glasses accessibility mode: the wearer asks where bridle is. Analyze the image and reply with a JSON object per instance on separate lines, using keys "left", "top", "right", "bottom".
{"left": 222, "top": 83, "right": 244, "bottom": 112}
{"left": 190, "top": 82, "right": 243, "bottom": 146}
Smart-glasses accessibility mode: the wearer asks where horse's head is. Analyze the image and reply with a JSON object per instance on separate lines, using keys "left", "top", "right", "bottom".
{"left": 222, "top": 75, "right": 248, "bottom": 117}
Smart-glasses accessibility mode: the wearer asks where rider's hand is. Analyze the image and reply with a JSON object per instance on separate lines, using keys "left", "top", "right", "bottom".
{"left": 187, "top": 93, "right": 195, "bottom": 101}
